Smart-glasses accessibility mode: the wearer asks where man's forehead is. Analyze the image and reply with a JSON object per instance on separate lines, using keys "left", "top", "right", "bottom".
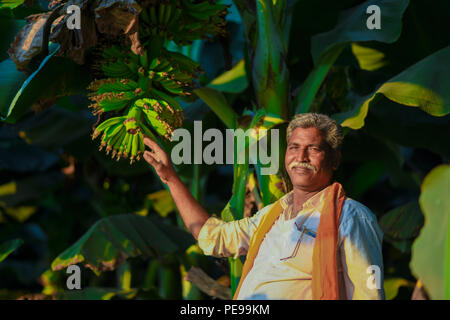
{"left": 288, "top": 127, "right": 324, "bottom": 144}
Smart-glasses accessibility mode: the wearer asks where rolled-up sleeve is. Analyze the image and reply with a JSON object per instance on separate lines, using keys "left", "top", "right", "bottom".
{"left": 338, "top": 201, "right": 385, "bottom": 300}
{"left": 197, "top": 205, "right": 272, "bottom": 259}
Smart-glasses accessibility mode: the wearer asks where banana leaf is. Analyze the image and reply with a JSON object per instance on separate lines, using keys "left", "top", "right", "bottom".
{"left": 13, "top": 106, "right": 95, "bottom": 150}
{"left": 1, "top": 43, "right": 91, "bottom": 123}
{"left": 0, "top": 171, "right": 64, "bottom": 207}
{"left": 0, "top": 238, "right": 23, "bottom": 263}
{"left": 0, "top": 126, "right": 59, "bottom": 172}
{"left": 363, "top": 96, "right": 450, "bottom": 158}
{"left": 208, "top": 59, "right": 247, "bottom": 94}
{"left": 0, "top": 17, "right": 26, "bottom": 61}
{"left": 380, "top": 201, "right": 424, "bottom": 253}
{"left": 193, "top": 87, "right": 237, "bottom": 129}
{"left": 0, "top": 0, "right": 25, "bottom": 9}
{"left": 51, "top": 214, "right": 195, "bottom": 275}
{"left": 410, "top": 165, "right": 450, "bottom": 299}
{"left": 341, "top": 131, "right": 419, "bottom": 189}
{"left": 252, "top": 0, "right": 289, "bottom": 118}
{"left": 294, "top": 0, "right": 409, "bottom": 114}
{"left": 334, "top": 45, "right": 450, "bottom": 129}
{"left": 384, "top": 277, "right": 414, "bottom": 300}
{"left": 351, "top": 0, "right": 450, "bottom": 75}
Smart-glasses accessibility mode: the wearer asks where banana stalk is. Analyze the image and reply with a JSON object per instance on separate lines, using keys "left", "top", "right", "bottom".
{"left": 252, "top": 0, "right": 289, "bottom": 120}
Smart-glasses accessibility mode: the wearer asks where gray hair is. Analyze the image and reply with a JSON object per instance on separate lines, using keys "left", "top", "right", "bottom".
{"left": 286, "top": 113, "right": 343, "bottom": 155}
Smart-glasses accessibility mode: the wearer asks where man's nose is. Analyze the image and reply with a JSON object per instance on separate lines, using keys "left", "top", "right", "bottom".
{"left": 296, "top": 147, "right": 309, "bottom": 162}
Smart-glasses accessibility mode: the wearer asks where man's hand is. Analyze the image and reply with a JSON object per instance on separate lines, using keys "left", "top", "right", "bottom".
{"left": 141, "top": 134, "right": 210, "bottom": 239}
{"left": 142, "top": 134, "right": 177, "bottom": 184}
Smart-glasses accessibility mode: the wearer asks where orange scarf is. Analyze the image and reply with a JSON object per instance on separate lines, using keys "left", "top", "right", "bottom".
{"left": 232, "top": 182, "right": 346, "bottom": 300}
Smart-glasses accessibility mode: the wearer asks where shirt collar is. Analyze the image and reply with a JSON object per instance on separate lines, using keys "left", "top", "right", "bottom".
{"left": 279, "top": 183, "right": 335, "bottom": 213}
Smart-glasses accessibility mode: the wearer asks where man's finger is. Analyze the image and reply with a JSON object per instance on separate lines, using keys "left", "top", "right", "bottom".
{"left": 142, "top": 135, "right": 161, "bottom": 152}
{"left": 144, "top": 150, "right": 159, "bottom": 166}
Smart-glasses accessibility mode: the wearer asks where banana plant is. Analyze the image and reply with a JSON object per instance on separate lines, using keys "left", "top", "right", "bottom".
{"left": 88, "top": 0, "right": 229, "bottom": 164}
{"left": 196, "top": 0, "right": 449, "bottom": 299}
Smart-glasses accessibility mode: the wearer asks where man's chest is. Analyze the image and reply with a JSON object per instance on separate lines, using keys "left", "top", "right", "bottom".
{"left": 252, "top": 208, "right": 320, "bottom": 276}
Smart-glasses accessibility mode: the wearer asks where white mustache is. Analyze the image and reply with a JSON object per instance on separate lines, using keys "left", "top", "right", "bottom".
{"left": 289, "top": 161, "right": 316, "bottom": 172}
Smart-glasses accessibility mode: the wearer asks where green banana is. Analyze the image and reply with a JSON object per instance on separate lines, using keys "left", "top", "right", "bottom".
{"left": 93, "top": 116, "right": 124, "bottom": 138}
{"left": 107, "top": 125, "right": 126, "bottom": 155}
{"left": 137, "top": 131, "right": 145, "bottom": 160}
{"left": 125, "top": 133, "right": 134, "bottom": 159}
{"left": 130, "top": 133, "right": 139, "bottom": 163}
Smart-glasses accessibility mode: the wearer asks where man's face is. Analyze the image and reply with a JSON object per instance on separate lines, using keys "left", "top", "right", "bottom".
{"left": 285, "top": 127, "right": 334, "bottom": 191}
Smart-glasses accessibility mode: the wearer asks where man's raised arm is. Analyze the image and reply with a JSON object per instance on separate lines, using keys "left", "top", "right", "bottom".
{"left": 142, "top": 134, "right": 209, "bottom": 240}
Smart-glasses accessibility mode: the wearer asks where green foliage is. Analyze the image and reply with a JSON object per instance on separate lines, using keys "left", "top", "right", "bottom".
{"left": 294, "top": 0, "right": 409, "bottom": 114}
{"left": 384, "top": 277, "right": 414, "bottom": 300}
{"left": 0, "top": 0, "right": 449, "bottom": 300}
{"left": 51, "top": 214, "right": 195, "bottom": 276}
{"left": 380, "top": 201, "right": 423, "bottom": 253}
{"left": 0, "top": 238, "right": 23, "bottom": 263}
{"left": 1, "top": 44, "right": 92, "bottom": 123}
{"left": 334, "top": 45, "right": 450, "bottom": 129}
{"left": 411, "top": 165, "right": 450, "bottom": 299}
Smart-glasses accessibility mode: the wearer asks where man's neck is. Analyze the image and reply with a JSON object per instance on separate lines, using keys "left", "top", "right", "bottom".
{"left": 291, "top": 183, "right": 330, "bottom": 215}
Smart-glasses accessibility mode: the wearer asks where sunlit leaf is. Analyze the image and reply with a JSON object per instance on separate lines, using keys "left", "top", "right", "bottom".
{"left": 208, "top": 59, "right": 247, "bottom": 93}
{"left": 0, "top": 238, "right": 23, "bottom": 263}
{"left": 0, "top": 171, "right": 64, "bottom": 207}
{"left": 0, "top": 59, "right": 27, "bottom": 117}
{"left": 0, "top": 0, "right": 25, "bottom": 9}
{"left": 51, "top": 214, "right": 195, "bottom": 275}
{"left": 384, "top": 277, "right": 413, "bottom": 300}
{"left": 351, "top": 43, "right": 388, "bottom": 71}
{"left": 147, "top": 190, "right": 176, "bottom": 218}
{"left": 349, "top": 1, "right": 450, "bottom": 76}
{"left": 411, "top": 165, "right": 450, "bottom": 300}
{"left": 295, "top": 0, "right": 409, "bottom": 113}
{"left": 4, "top": 205, "right": 37, "bottom": 223}
{"left": 311, "top": 0, "right": 409, "bottom": 63}
{"left": 334, "top": 45, "right": 450, "bottom": 129}
{"left": 40, "top": 269, "right": 63, "bottom": 295}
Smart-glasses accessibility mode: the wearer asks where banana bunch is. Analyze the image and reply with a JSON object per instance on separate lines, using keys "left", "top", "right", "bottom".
{"left": 139, "top": 0, "right": 228, "bottom": 45}
{"left": 134, "top": 88, "right": 184, "bottom": 140}
{"left": 92, "top": 107, "right": 147, "bottom": 164}
{"left": 88, "top": 0, "right": 228, "bottom": 165}
{"left": 88, "top": 46, "right": 188, "bottom": 163}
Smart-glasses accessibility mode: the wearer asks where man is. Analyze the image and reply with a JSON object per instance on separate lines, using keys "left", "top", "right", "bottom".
{"left": 142, "top": 113, "right": 385, "bottom": 300}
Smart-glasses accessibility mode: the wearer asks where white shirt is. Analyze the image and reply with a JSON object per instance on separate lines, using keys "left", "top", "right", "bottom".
{"left": 197, "top": 191, "right": 385, "bottom": 300}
